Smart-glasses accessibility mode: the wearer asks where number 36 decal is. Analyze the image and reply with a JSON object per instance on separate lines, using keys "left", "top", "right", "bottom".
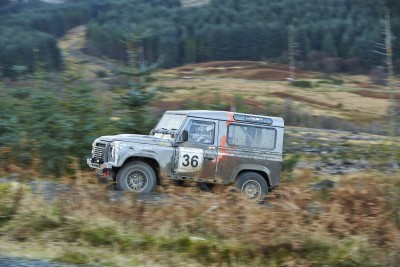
{"left": 178, "top": 148, "right": 203, "bottom": 172}
{"left": 182, "top": 154, "right": 199, "bottom": 167}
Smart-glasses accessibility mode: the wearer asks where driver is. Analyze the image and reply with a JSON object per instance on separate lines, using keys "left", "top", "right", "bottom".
{"left": 196, "top": 125, "right": 213, "bottom": 144}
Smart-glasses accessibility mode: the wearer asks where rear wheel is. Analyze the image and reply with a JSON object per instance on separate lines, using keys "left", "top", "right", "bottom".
{"left": 116, "top": 161, "right": 157, "bottom": 192}
{"left": 235, "top": 172, "right": 268, "bottom": 202}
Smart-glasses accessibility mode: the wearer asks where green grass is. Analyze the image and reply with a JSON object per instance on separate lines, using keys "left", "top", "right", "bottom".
{"left": 290, "top": 80, "right": 313, "bottom": 88}
{"left": 55, "top": 251, "right": 89, "bottom": 265}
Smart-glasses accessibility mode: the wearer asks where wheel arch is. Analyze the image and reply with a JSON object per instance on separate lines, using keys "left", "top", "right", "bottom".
{"left": 230, "top": 165, "right": 272, "bottom": 188}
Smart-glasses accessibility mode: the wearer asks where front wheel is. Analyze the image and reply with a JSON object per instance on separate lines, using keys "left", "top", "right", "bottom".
{"left": 235, "top": 172, "right": 268, "bottom": 202}
{"left": 116, "top": 161, "right": 157, "bottom": 192}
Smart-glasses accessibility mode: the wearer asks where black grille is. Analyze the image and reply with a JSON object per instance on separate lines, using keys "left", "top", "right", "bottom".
{"left": 93, "top": 142, "right": 107, "bottom": 161}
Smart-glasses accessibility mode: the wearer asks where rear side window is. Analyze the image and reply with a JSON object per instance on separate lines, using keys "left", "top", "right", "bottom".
{"left": 227, "top": 124, "right": 276, "bottom": 150}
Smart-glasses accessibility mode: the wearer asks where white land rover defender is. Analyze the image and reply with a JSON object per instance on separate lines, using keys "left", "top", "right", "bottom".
{"left": 88, "top": 110, "right": 284, "bottom": 201}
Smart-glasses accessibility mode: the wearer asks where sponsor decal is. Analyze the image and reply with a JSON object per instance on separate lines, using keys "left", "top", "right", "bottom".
{"left": 233, "top": 114, "right": 273, "bottom": 124}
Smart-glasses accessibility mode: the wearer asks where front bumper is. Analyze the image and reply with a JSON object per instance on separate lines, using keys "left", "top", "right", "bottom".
{"left": 87, "top": 158, "right": 113, "bottom": 170}
{"left": 87, "top": 158, "right": 115, "bottom": 184}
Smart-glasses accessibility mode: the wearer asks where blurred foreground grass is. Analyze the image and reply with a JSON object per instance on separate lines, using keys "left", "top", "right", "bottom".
{"left": 0, "top": 170, "right": 399, "bottom": 266}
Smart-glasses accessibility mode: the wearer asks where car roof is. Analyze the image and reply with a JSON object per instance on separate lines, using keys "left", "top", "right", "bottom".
{"left": 165, "top": 110, "right": 284, "bottom": 127}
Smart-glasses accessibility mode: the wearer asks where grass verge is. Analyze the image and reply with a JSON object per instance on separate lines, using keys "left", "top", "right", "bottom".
{"left": 0, "top": 170, "right": 399, "bottom": 266}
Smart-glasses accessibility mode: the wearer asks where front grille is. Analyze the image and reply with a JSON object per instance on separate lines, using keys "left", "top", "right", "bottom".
{"left": 93, "top": 142, "right": 107, "bottom": 161}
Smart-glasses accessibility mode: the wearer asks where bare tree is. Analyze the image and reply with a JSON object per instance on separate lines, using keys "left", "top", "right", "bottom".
{"left": 372, "top": 9, "right": 399, "bottom": 168}
{"left": 371, "top": 9, "right": 398, "bottom": 170}
{"left": 288, "top": 25, "right": 297, "bottom": 81}
{"left": 383, "top": 9, "right": 398, "bottom": 167}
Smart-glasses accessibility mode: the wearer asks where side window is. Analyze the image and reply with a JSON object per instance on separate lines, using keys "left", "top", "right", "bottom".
{"left": 227, "top": 124, "right": 276, "bottom": 150}
{"left": 184, "top": 120, "right": 215, "bottom": 144}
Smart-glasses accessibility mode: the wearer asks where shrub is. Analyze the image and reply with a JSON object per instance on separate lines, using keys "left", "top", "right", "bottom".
{"left": 0, "top": 183, "right": 17, "bottom": 224}
{"left": 95, "top": 70, "right": 108, "bottom": 78}
{"left": 77, "top": 225, "right": 119, "bottom": 246}
{"left": 291, "top": 80, "right": 313, "bottom": 88}
{"left": 283, "top": 154, "right": 300, "bottom": 174}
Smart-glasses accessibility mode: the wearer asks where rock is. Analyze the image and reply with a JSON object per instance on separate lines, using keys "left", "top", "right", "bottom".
{"left": 329, "top": 169, "right": 343, "bottom": 175}
{"left": 327, "top": 161, "right": 336, "bottom": 167}
{"left": 388, "top": 161, "right": 400, "bottom": 171}
{"left": 9, "top": 173, "right": 20, "bottom": 178}
{"left": 358, "top": 160, "right": 368, "bottom": 169}
{"left": 311, "top": 179, "right": 337, "bottom": 190}
{"left": 343, "top": 160, "right": 355, "bottom": 166}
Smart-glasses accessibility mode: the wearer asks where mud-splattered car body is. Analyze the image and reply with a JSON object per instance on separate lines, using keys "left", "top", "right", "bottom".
{"left": 87, "top": 110, "right": 284, "bottom": 200}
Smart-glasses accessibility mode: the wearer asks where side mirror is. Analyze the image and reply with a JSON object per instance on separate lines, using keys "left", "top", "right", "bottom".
{"left": 181, "top": 130, "right": 189, "bottom": 142}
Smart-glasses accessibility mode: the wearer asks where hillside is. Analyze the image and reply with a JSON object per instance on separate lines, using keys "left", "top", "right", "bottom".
{"left": 58, "top": 25, "right": 400, "bottom": 133}
{"left": 2, "top": 0, "right": 400, "bottom": 77}
{"left": 0, "top": 25, "right": 399, "bottom": 267}
{"left": 85, "top": 0, "right": 400, "bottom": 71}
{"left": 156, "top": 62, "right": 398, "bottom": 125}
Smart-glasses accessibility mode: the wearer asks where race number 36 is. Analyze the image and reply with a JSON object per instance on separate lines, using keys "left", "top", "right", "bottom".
{"left": 182, "top": 154, "right": 199, "bottom": 167}
{"left": 178, "top": 148, "right": 203, "bottom": 172}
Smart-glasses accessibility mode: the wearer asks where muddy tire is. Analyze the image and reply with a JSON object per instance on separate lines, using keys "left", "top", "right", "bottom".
{"left": 116, "top": 161, "right": 156, "bottom": 192}
{"left": 235, "top": 172, "right": 268, "bottom": 202}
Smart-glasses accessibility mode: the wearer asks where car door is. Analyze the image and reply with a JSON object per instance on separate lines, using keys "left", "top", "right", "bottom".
{"left": 174, "top": 118, "right": 218, "bottom": 179}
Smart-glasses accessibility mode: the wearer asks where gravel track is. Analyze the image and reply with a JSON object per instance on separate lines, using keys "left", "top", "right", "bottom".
{"left": 0, "top": 255, "right": 86, "bottom": 267}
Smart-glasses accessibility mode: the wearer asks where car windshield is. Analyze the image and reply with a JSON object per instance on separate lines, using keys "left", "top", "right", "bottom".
{"left": 152, "top": 113, "right": 186, "bottom": 138}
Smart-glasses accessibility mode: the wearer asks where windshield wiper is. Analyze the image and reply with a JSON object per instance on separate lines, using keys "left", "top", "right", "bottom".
{"left": 154, "top": 128, "right": 178, "bottom": 137}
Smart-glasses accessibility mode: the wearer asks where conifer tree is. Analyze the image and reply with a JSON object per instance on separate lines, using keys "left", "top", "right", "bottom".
{"left": 117, "top": 32, "right": 159, "bottom": 134}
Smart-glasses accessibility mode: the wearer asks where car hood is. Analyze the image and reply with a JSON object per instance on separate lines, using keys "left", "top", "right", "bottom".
{"left": 97, "top": 134, "right": 173, "bottom": 146}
